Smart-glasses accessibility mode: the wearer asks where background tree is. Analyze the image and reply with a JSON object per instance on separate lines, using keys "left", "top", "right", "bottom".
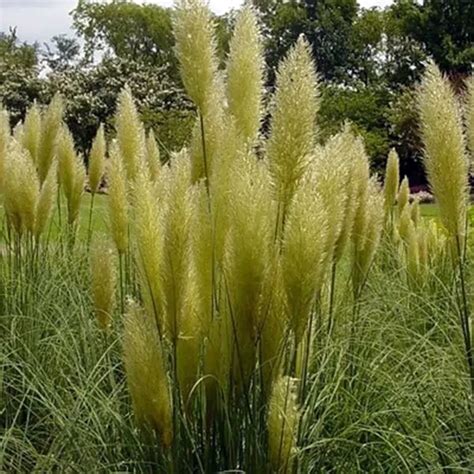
{"left": 0, "top": 29, "right": 46, "bottom": 125}
{"left": 43, "top": 35, "right": 81, "bottom": 72}
{"left": 72, "top": 0, "right": 175, "bottom": 68}
{"left": 254, "top": 0, "right": 358, "bottom": 83}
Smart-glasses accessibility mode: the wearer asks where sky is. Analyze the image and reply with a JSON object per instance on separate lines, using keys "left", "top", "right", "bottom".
{"left": 0, "top": 0, "right": 394, "bottom": 45}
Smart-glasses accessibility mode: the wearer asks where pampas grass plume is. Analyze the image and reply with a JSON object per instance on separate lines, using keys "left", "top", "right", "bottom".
{"left": 0, "top": 109, "right": 10, "bottom": 195}
{"left": 107, "top": 142, "right": 129, "bottom": 254}
{"left": 267, "top": 36, "right": 319, "bottom": 218}
{"left": 226, "top": 6, "right": 264, "bottom": 144}
{"left": 123, "top": 300, "right": 173, "bottom": 447}
{"left": 116, "top": 86, "right": 144, "bottom": 182}
{"left": 418, "top": 62, "right": 468, "bottom": 244}
{"left": 384, "top": 148, "right": 399, "bottom": 217}
{"left": 466, "top": 77, "right": 474, "bottom": 166}
{"left": 267, "top": 375, "right": 300, "bottom": 473}
{"left": 38, "top": 94, "right": 63, "bottom": 183}
{"left": 4, "top": 140, "right": 40, "bottom": 235}
{"left": 88, "top": 124, "right": 106, "bottom": 194}
{"left": 282, "top": 176, "right": 328, "bottom": 343}
{"left": 90, "top": 236, "right": 116, "bottom": 330}
{"left": 173, "top": 0, "right": 218, "bottom": 114}
{"left": 22, "top": 101, "right": 41, "bottom": 164}
{"left": 57, "top": 126, "right": 85, "bottom": 225}
{"left": 397, "top": 176, "right": 410, "bottom": 216}
{"left": 146, "top": 129, "right": 161, "bottom": 181}
{"left": 133, "top": 164, "right": 165, "bottom": 333}
{"left": 34, "top": 162, "right": 57, "bottom": 239}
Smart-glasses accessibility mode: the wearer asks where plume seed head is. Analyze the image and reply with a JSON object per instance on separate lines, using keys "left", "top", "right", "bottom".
{"left": 173, "top": 0, "right": 218, "bottom": 114}
{"left": 123, "top": 300, "right": 173, "bottom": 446}
{"left": 146, "top": 129, "right": 161, "bottom": 181}
{"left": 384, "top": 148, "right": 400, "bottom": 216}
{"left": 418, "top": 62, "right": 468, "bottom": 242}
{"left": 267, "top": 36, "right": 319, "bottom": 215}
{"left": 90, "top": 236, "right": 116, "bottom": 330}
{"left": 4, "top": 140, "right": 40, "bottom": 235}
{"left": 465, "top": 76, "right": 474, "bottom": 168}
{"left": 34, "top": 162, "right": 58, "bottom": 238}
{"left": 22, "top": 101, "right": 42, "bottom": 164}
{"left": 267, "top": 376, "right": 300, "bottom": 473}
{"left": 226, "top": 6, "right": 264, "bottom": 144}
{"left": 37, "top": 94, "right": 64, "bottom": 183}
{"left": 116, "top": 86, "right": 145, "bottom": 182}
{"left": 397, "top": 176, "right": 410, "bottom": 215}
{"left": 88, "top": 124, "right": 106, "bottom": 194}
{"left": 0, "top": 108, "right": 10, "bottom": 195}
{"left": 107, "top": 142, "right": 129, "bottom": 254}
{"left": 57, "top": 125, "right": 85, "bottom": 225}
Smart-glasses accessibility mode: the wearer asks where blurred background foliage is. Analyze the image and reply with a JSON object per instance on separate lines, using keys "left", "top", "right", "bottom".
{"left": 0, "top": 0, "right": 472, "bottom": 182}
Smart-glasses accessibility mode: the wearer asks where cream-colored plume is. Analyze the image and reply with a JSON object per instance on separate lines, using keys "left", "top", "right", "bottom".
{"left": 226, "top": 6, "right": 264, "bottom": 145}
{"left": 267, "top": 36, "right": 319, "bottom": 220}
{"left": 418, "top": 62, "right": 468, "bottom": 246}
{"left": 88, "top": 124, "right": 106, "bottom": 194}
{"left": 267, "top": 376, "right": 300, "bottom": 473}
{"left": 123, "top": 300, "right": 173, "bottom": 447}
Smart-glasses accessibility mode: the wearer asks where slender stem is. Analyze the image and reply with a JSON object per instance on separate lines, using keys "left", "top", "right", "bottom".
{"left": 87, "top": 192, "right": 95, "bottom": 248}
{"left": 327, "top": 261, "right": 337, "bottom": 338}
{"left": 455, "top": 235, "right": 474, "bottom": 395}
{"left": 118, "top": 252, "right": 125, "bottom": 317}
{"left": 199, "top": 112, "right": 210, "bottom": 199}
{"left": 57, "top": 183, "right": 62, "bottom": 228}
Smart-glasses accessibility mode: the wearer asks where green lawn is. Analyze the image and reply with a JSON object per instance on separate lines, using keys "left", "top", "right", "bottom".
{"left": 420, "top": 203, "right": 439, "bottom": 218}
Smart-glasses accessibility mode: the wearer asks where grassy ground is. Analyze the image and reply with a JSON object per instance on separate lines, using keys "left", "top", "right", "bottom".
{"left": 1, "top": 198, "right": 473, "bottom": 472}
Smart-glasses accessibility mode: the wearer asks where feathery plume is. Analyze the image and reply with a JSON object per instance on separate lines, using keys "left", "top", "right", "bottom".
{"left": 161, "top": 150, "right": 193, "bottom": 340}
{"left": 352, "top": 180, "right": 384, "bottom": 297}
{"left": 310, "top": 132, "right": 351, "bottom": 271}
{"left": 116, "top": 86, "right": 144, "bottom": 182}
{"left": 226, "top": 6, "right": 264, "bottom": 144}
{"left": 107, "top": 142, "right": 129, "bottom": 254}
{"left": 123, "top": 300, "right": 173, "bottom": 447}
{"left": 398, "top": 206, "right": 412, "bottom": 244}
{"left": 0, "top": 109, "right": 10, "bottom": 195}
{"left": 384, "top": 149, "right": 399, "bottom": 218}
{"left": 224, "top": 155, "right": 276, "bottom": 384}
{"left": 34, "top": 162, "right": 57, "bottom": 239}
{"left": 37, "top": 94, "right": 63, "bottom": 183}
{"left": 146, "top": 129, "right": 161, "bottom": 181}
{"left": 189, "top": 71, "right": 227, "bottom": 184}
{"left": 397, "top": 176, "right": 410, "bottom": 216}
{"left": 351, "top": 142, "right": 371, "bottom": 255}
{"left": 267, "top": 36, "right": 319, "bottom": 221}
{"left": 410, "top": 197, "right": 421, "bottom": 227}
{"left": 267, "top": 376, "right": 300, "bottom": 473}
{"left": 22, "top": 101, "right": 41, "bottom": 164}
{"left": 173, "top": 0, "right": 218, "bottom": 115}
{"left": 88, "top": 124, "right": 106, "bottom": 194}
{"left": 418, "top": 62, "right": 468, "bottom": 244}
{"left": 465, "top": 77, "right": 474, "bottom": 167}
{"left": 406, "top": 221, "right": 420, "bottom": 284}
{"left": 334, "top": 132, "right": 362, "bottom": 262}
{"left": 133, "top": 163, "right": 165, "bottom": 334}
{"left": 282, "top": 175, "right": 328, "bottom": 343}
{"left": 57, "top": 126, "right": 85, "bottom": 226}
{"left": 90, "top": 236, "right": 116, "bottom": 330}
{"left": 4, "top": 140, "right": 40, "bottom": 235}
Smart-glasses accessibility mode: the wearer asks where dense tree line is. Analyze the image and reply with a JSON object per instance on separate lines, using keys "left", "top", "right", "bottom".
{"left": 0, "top": 0, "right": 472, "bottom": 182}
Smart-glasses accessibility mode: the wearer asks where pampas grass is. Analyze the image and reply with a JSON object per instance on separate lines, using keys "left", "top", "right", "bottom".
{"left": 1, "top": 1, "right": 473, "bottom": 472}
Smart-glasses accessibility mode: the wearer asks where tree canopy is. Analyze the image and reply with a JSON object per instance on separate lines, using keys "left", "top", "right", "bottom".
{"left": 1, "top": 0, "right": 473, "bottom": 183}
